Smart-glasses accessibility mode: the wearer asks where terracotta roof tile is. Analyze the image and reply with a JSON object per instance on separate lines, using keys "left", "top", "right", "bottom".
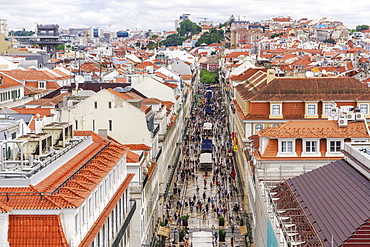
{"left": 0, "top": 72, "right": 23, "bottom": 89}
{"left": 122, "top": 143, "right": 152, "bottom": 150}
{"left": 259, "top": 120, "right": 370, "bottom": 139}
{"left": 8, "top": 215, "right": 68, "bottom": 246}
{"left": 0, "top": 132, "right": 129, "bottom": 210}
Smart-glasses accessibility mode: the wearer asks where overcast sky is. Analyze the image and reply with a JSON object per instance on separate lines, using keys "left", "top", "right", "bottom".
{"left": 1, "top": 0, "right": 370, "bottom": 32}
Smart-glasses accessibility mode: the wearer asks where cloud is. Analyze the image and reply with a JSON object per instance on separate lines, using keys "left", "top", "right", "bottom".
{"left": 1, "top": 0, "right": 369, "bottom": 31}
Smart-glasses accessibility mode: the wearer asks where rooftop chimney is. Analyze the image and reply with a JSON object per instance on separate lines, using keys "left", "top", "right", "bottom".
{"left": 267, "top": 69, "right": 276, "bottom": 84}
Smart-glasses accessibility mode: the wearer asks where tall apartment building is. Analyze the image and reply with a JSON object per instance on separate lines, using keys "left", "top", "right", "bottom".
{"left": 0, "top": 123, "right": 136, "bottom": 247}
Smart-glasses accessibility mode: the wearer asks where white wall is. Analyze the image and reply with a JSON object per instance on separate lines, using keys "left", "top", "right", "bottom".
{"left": 135, "top": 77, "right": 176, "bottom": 103}
{"left": 61, "top": 89, "right": 152, "bottom": 146}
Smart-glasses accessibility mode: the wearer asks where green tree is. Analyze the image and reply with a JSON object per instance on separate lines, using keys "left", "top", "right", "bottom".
{"left": 151, "top": 34, "right": 159, "bottom": 39}
{"left": 146, "top": 41, "right": 157, "bottom": 49}
{"left": 176, "top": 19, "right": 201, "bottom": 37}
{"left": 9, "top": 29, "right": 35, "bottom": 36}
{"left": 200, "top": 69, "right": 218, "bottom": 84}
{"left": 195, "top": 28, "right": 224, "bottom": 46}
{"left": 324, "top": 38, "right": 336, "bottom": 44}
{"left": 356, "top": 25, "right": 369, "bottom": 32}
{"left": 159, "top": 34, "right": 186, "bottom": 47}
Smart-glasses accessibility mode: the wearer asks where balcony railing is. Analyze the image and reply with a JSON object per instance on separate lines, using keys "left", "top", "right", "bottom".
{"left": 112, "top": 200, "right": 136, "bottom": 247}
{"left": 154, "top": 148, "right": 162, "bottom": 162}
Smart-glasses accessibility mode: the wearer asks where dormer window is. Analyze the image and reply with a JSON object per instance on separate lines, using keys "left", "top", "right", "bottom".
{"left": 269, "top": 102, "right": 283, "bottom": 119}
{"left": 277, "top": 138, "right": 297, "bottom": 157}
{"left": 305, "top": 102, "right": 318, "bottom": 118}
{"left": 38, "top": 81, "right": 46, "bottom": 89}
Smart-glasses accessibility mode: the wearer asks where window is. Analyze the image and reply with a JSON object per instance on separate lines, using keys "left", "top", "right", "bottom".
{"left": 75, "top": 120, "right": 78, "bottom": 130}
{"left": 359, "top": 104, "right": 369, "bottom": 115}
{"left": 38, "top": 81, "right": 46, "bottom": 89}
{"left": 108, "top": 101, "right": 112, "bottom": 109}
{"left": 307, "top": 104, "right": 316, "bottom": 115}
{"left": 330, "top": 141, "right": 341, "bottom": 152}
{"left": 99, "top": 185, "right": 103, "bottom": 201}
{"left": 272, "top": 104, "right": 281, "bottom": 115}
{"left": 255, "top": 124, "right": 263, "bottom": 133}
{"left": 109, "top": 120, "right": 113, "bottom": 131}
{"left": 324, "top": 103, "right": 333, "bottom": 115}
{"left": 74, "top": 214, "right": 79, "bottom": 233}
{"left": 94, "top": 101, "right": 98, "bottom": 109}
{"left": 305, "top": 141, "right": 317, "bottom": 152}
{"left": 281, "top": 141, "right": 293, "bottom": 153}
{"left": 82, "top": 205, "right": 86, "bottom": 223}
{"left": 92, "top": 119, "right": 95, "bottom": 132}
{"left": 88, "top": 198, "right": 92, "bottom": 215}
{"left": 94, "top": 190, "right": 98, "bottom": 207}
{"left": 0, "top": 76, "right": 2, "bottom": 85}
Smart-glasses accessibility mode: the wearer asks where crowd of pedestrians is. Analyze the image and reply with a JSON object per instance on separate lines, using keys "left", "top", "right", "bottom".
{"left": 163, "top": 82, "right": 243, "bottom": 247}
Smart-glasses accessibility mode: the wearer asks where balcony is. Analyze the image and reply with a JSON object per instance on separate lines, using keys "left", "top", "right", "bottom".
{"left": 112, "top": 200, "right": 136, "bottom": 246}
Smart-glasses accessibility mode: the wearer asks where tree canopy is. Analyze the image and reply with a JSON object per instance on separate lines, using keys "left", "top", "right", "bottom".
{"left": 195, "top": 28, "right": 224, "bottom": 46}
{"left": 159, "top": 33, "right": 186, "bottom": 47}
{"left": 9, "top": 29, "right": 35, "bottom": 36}
{"left": 200, "top": 69, "right": 218, "bottom": 84}
{"left": 176, "top": 19, "right": 201, "bottom": 37}
{"left": 356, "top": 25, "right": 369, "bottom": 32}
{"left": 324, "top": 38, "right": 336, "bottom": 44}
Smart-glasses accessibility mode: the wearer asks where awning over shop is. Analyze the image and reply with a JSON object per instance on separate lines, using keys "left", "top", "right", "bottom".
{"left": 157, "top": 226, "right": 170, "bottom": 237}
{"left": 240, "top": 225, "right": 247, "bottom": 235}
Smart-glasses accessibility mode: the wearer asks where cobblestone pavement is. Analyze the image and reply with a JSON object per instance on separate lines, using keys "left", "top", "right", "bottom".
{"left": 162, "top": 83, "right": 246, "bottom": 247}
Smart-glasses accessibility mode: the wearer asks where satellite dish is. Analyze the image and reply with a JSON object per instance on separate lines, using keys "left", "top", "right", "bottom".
{"left": 322, "top": 69, "right": 327, "bottom": 75}
{"left": 305, "top": 71, "right": 314, "bottom": 78}
{"left": 75, "top": 76, "right": 85, "bottom": 90}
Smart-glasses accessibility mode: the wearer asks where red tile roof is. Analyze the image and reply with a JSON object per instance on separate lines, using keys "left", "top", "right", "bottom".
{"left": 11, "top": 107, "right": 54, "bottom": 117}
{"left": 122, "top": 144, "right": 152, "bottom": 150}
{"left": 8, "top": 215, "right": 68, "bottom": 246}
{"left": 0, "top": 72, "right": 23, "bottom": 89}
{"left": 237, "top": 77, "right": 370, "bottom": 102}
{"left": 258, "top": 120, "right": 370, "bottom": 139}
{"left": 0, "top": 132, "right": 129, "bottom": 210}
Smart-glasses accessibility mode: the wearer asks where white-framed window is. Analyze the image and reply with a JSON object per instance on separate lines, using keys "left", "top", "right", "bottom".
{"left": 359, "top": 103, "right": 369, "bottom": 115}
{"left": 307, "top": 104, "right": 316, "bottom": 115}
{"left": 38, "top": 81, "right": 46, "bottom": 89}
{"left": 254, "top": 124, "right": 264, "bottom": 134}
{"left": 330, "top": 140, "right": 341, "bottom": 152}
{"left": 271, "top": 104, "right": 281, "bottom": 115}
{"left": 324, "top": 103, "right": 333, "bottom": 115}
{"left": 305, "top": 141, "right": 317, "bottom": 152}
{"left": 74, "top": 214, "right": 79, "bottom": 233}
{"left": 88, "top": 198, "right": 92, "bottom": 215}
{"left": 81, "top": 205, "right": 86, "bottom": 223}
{"left": 281, "top": 141, "right": 293, "bottom": 153}
{"left": 94, "top": 190, "right": 98, "bottom": 207}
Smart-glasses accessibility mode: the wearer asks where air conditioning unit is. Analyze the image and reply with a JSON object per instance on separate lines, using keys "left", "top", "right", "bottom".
{"left": 346, "top": 113, "right": 355, "bottom": 120}
{"left": 356, "top": 112, "right": 365, "bottom": 120}
{"left": 338, "top": 117, "right": 348, "bottom": 127}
